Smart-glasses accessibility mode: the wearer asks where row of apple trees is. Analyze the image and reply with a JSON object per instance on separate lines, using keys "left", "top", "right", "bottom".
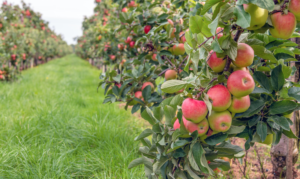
{"left": 0, "top": 1, "right": 72, "bottom": 81}
{"left": 77, "top": 0, "right": 300, "bottom": 178}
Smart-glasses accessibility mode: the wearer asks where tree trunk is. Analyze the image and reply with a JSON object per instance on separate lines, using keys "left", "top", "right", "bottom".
{"left": 270, "top": 38, "right": 300, "bottom": 179}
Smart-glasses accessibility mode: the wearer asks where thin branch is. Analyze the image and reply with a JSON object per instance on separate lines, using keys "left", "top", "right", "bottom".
{"left": 206, "top": 52, "right": 213, "bottom": 62}
{"left": 165, "top": 56, "right": 176, "bottom": 68}
{"left": 223, "top": 56, "right": 231, "bottom": 72}
{"left": 208, "top": 77, "right": 217, "bottom": 85}
{"left": 198, "top": 30, "right": 224, "bottom": 48}
{"left": 159, "top": 68, "right": 169, "bottom": 76}
{"left": 178, "top": 56, "right": 188, "bottom": 69}
{"left": 179, "top": 32, "right": 185, "bottom": 38}
{"left": 254, "top": 145, "right": 267, "bottom": 179}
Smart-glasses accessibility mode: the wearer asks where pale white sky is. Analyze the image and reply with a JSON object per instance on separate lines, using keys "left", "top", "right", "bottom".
{"left": 7, "top": 0, "right": 95, "bottom": 44}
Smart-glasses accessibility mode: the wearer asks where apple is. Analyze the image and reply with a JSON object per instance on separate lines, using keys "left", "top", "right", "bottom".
{"left": 142, "top": 82, "right": 154, "bottom": 90}
{"left": 233, "top": 43, "right": 254, "bottom": 68}
{"left": 129, "top": 41, "right": 135, "bottom": 48}
{"left": 207, "top": 51, "right": 226, "bottom": 72}
{"left": 128, "top": 1, "right": 137, "bottom": 8}
{"left": 208, "top": 110, "right": 232, "bottom": 132}
{"left": 289, "top": 0, "right": 300, "bottom": 21}
{"left": 120, "top": 59, "right": 126, "bottom": 66}
{"left": 270, "top": 12, "right": 296, "bottom": 40}
{"left": 227, "top": 70, "right": 255, "bottom": 97}
{"left": 118, "top": 44, "right": 124, "bottom": 50}
{"left": 125, "top": 37, "right": 131, "bottom": 44}
{"left": 165, "top": 70, "right": 177, "bottom": 80}
{"left": 170, "top": 28, "right": 176, "bottom": 38}
{"left": 207, "top": 85, "right": 232, "bottom": 111}
{"left": 144, "top": 25, "right": 151, "bottom": 34}
{"left": 121, "top": 7, "right": 128, "bottom": 13}
{"left": 179, "top": 31, "right": 186, "bottom": 43}
{"left": 228, "top": 95, "right": 250, "bottom": 114}
{"left": 214, "top": 27, "right": 223, "bottom": 39}
{"left": 258, "top": 134, "right": 273, "bottom": 145}
{"left": 185, "top": 118, "right": 209, "bottom": 136}
{"left": 182, "top": 98, "right": 208, "bottom": 123}
{"left": 243, "top": 3, "right": 268, "bottom": 30}
{"left": 109, "top": 55, "right": 116, "bottom": 61}
{"left": 172, "top": 43, "right": 185, "bottom": 55}
{"left": 152, "top": 54, "right": 157, "bottom": 61}
{"left": 134, "top": 91, "right": 143, "bottom": 100}
{"left": 233, "top": 65, "right": 249, "bottom": 73}
{"left": 98, "top": 35, "right": 102, "bottom": 41}
{"left": 115, "top": 83, "right": 122, "bottom": 88}
{"left": 173, "top": 117, "right": 188, "bottom": 130}
{"left": 164, "top": 19, "right": 174, "bottom": 29}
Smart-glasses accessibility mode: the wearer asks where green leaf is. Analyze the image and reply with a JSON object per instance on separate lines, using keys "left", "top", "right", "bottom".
{"left": 211, "top": 38, "right": 223, "bottom": 53}
{"left": 131, "top": 104, "right": 141, "bottom": 114}
{"left": 250, "top": 45, "right": 277, "bottom": 63}
{"left": 141, "top": 107, "right": 157, "bottom": 125}
{"left": 248, "top": 116, "right": 260, "bottom": 127}
{"left": 271, "top": 65, "right": 285, "bottom": 91}
{"left": 269, "top": 100, "right": 298, "bottom": 115}
{"left": 288, "top": 87, "right": 300, "bottom": 102}
{"left": 164, "top": 105, "right": 176, "bottom": 126}
{"left": 235, "top": 100, "right": 265, "bottom": 118}
{"left": 205, "top": 133, "right": 228, "bottom": 145}
{"left": 189, "top": 15, "right": 203, "bottom": 34}
{"left": 267, "top": 116, "right": 290, "bottom": 131}
{"left": 212, "top": 159, "right": 231, "bottom": 171}
{"left": 153, "top": 157, "right": 169, "bottom": 173}
{"left": 252, "top": 0, "right": 275, "bottom": 11}
{"left": 251, "top": 87, "right": 271, "bottom": 94}
{"left": 256, "top": 121, "right": 267, "bottom": 142}
{"left": 128, "top": 156, "right": 153, "bottom": 169}
{"left": 253, "top": 71, "right": 273, "bottom": 92}
{"left": 201, "top": 0, "right": 223, "bottom": 15}
{"left": 226, "top": 39, "right": 237, "bottom": 60}
{"left": 135, "top": 129, "right": 153, "bottom": 141}
{"left": 214, "top": 141, "right": 244, "bottom": 154}
{"left": 168, "top": 140, "right": 189, "bottom": 153}
{"left": 226, "top": 126, "right": 246, "bottom": 134}
{"left": 233, "top": 5, "right": 251, "bottom": 29}
{"left": 282, "top": 128, "right": 298, "bottom": 139}
{"left": 208, "top": 13, "right": 219, "bottom": 36}
{"left": 161, "top": 80, "right": 187, "bottom": 94}
{"left": 142, "top": 85, "right": 152, "bottom": 101}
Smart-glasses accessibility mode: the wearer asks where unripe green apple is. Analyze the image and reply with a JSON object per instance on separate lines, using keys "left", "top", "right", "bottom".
{"left": 233, "top": 43, "right": 254, "bottom": 68}
{"left": 208, "top": 110, "right": 232, "bottom": 132}
{"left": 289, "top": 0, "right": 300, "bottom": 21}
{"left": 243, "top": 3, "right": 268, "bottom": 30}
{"left": 182, "top": 98, "right": 208, "bottom": 123}
{"left": 165, "top": 69, "right": 177, "bottom": 80}
{"left": 270, "top": 12, "right": 296, "bottom": 40}
{"left": 207, "top": 84, "right": 232, "bottom": 111}
{"left": 227, "top": 70, "right": 255, "bottom": 97}
{"left": 141, "top": 82, "right": 154, "bottom": 90}
{"left": 185, "top": 118, "right": 209, "bottom": 136}
{"left": 207, "top": 51, "right": 226, "bottom": 72}
{"left": 284, "top": 112, "right": 293, "bottom": 119}
{"left": 258, "top": 134, "right": 273, "bottom": 145}
{"left": 228, "top": 95, "right": 250, "bottom": 113}
{"left": 172, "top": 43, "right": 185, "bottom": 55}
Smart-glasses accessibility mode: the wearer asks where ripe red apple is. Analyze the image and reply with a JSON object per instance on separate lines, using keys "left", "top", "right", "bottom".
{"left": 142, "top": 82, "right": 154, "bottom": 90}
{"left": 115, "top": 83, "right": 122, "bottom": 88}
{"left": 214, "top": 27, "right": 223, "bottom": 39}
{"left": 227, "top": 70, "right": 255, "bottom": 97}
{"left": 233, "top": 43, "right": 254, "bottom": 68}
{"left": 152, "top": 54, "right": 157, "bottom": 61}
{"left": 229, "top": 95, "right": 250, "bottom": 114}
{"left": 270, "top": 12, "right": 296, "bottom": 40}
{"left": 208, "top": 110, "right": 232, "bottom": 132}
{"left": 182, "top": 98, "right": 208, "bottom": 123}
{"left": 165, "top": 70, "right": 177, "bottom": 80}
{"left": 179, "top": 32, "right": 186, "bottom": 43}
{"left": 96, "top": 0, "right": 101, "bottom": 2}
{"left": 125, "top": 37, "right": 131, "bottom": 44}
{"left": 118, "top": 44, "right": 124, "bottom": 50}
{"left": 185, "top": 118, "right": 209, "bottom": 136}
{"left": 207, "top": 51, "right": 226, "bottom": 72}
{"left": 170, "top": 28, "right": 176, "bottom": 38}
{"left": 144, "top": 25, "right": 151, "bottom": 34}
{"left": 11, "top": 54, "right": 16, "bottom": 60}
{"left": 122, "top": 7, "right": 128, "bottom": 12}
{"left": 172, "top": 43, "right": 185, "bottom": 55}
{"left": 134, "top": 91, "right": 143, "bottom": 100}
{"left": 207, "top": 85, "right": 232, "bottom": 111}
{"left": 120, "top": 59, "right": 126, "bottom": 66}
{"left": 173, "top": 118, "right": 187, "bottom": 130}
{"left": 109, "top": 55, "right": 116, "bottom": 61}
{"left": 129, "top": 41, "right": 135, "bottom": 48}
{"left": 289, "top": 0, "right": 300, "bottom": 21}
{"left": 98, "top": 35, "right": 102, "bottom": 41}
{"left": 26, "top": 10, "right": 30, "bottom": 16}
{"left": 128, "top": 1, "right": 137, "bottom": 7}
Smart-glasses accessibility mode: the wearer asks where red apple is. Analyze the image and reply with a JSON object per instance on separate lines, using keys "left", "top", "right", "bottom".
{"left": 144, "top": 25, "right": 151, "bottom": 34}
{"left": 229, "top": 95, "right": 250, "bottom": 114}
{"left": 208, "top": 110, "right": 232, "bottom": 132}
{"left": 270, "top": 12, "right": 296, "bottom": 40}
{"left": 207, "top": 85, "right": 232, "bottom": 111}
{"left": 207, "top": 51, "right": 226, "bottom": 72}
{"left": 227, "top": 70, "right": 255, "bottom": 97}
{"left": 142, "top": 82, "right": 154, "bottom": 90}
{"left": 182, "top": 98, "right": 208, "bottom": 123}
{"left": 233, "top": 43, "right": 254, "bottom": 68}
{"left": 165, "top": 70, "right": 177, "bottom": 80}
{"left": 185, "top": 118, "right": 209, "bottom": 136}
{"left": 109, "top": 55, "right": 116, "bottom": 61}
{"left": 179, "top": 32, "right": 186, "bottom": 43}
{"left": 125, "top": 37, "right": 131, "bottom": 44}
{"left": 128, "top": 1, "right": 137, "bottom": 7}
{"left": 173, "top": 117, "right": 188, "bottom": 130}
{"left": 134, "top": 91, "right": 143, "bottom": 100}
{"left": 129, "top": 41, "right": 135, "bottom": 48}
{"left": 152, "top": 54, "right": 157, "bottom": 61}
{"left": 289, "top": 0, "right": 300, "bottom": 21}
{"left": 172, "top": 43, "right": 185, "bottom": 55}
{"left": 122, "top": 7, "right": 128, "bottom": 12}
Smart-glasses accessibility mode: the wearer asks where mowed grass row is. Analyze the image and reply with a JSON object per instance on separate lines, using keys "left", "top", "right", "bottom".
{"left": 0, "top": 55, "right": 144, "bottom": 178}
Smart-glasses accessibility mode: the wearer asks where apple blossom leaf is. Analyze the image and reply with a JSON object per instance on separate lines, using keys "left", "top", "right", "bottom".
{"left": 288, "top": 87, "right": 300, "bottom": 102}
{"left": 153, "top": 106, "right": 164, "bottom": 121}
{"left": 153, "top": 156, "right": 169, "bottom": 173}
{"left": 208, "top": 13, "right": 219, "bottom": 36}
{"left": 269, "top": 100, "right": 298, "bottom": 115}
{"left": 135, "top": 129, "right": 153, "bottom": 141}
{"left": 211, "top": 38, "right": 223, "bottom": 53}
{"left": 142, "top": 85, "right": 152, "bottom": 101}
{"left": 291, "top": 32, "right": 300, "bottom": 38}
{"left": 128, "top": 156, "right": 153, "bottom": 169}
{"left": 271, "top": 65, "right": 284, "bottom": 91}
{"left": 132, "top": 104, "right": 141, "bottom": 114}
{"left": 189, "top": 15, "right": 203, "bottom": 34}
{"left": 250, "top": 45, "right": 277, "bottom": 63}
{"left": 141, "top": 107, "right": 157, "bottom": 125}
{"left": 251, "top": 87, "right": 271, "bottom": 95}
{"left": 253, "top": 71, "right": 273, "bottom": 92}
{"left": 205, "top": 133, "right": 228, "bottom": 145}
{"left": 226, "top": 39, "right": 237, "bottom": 60}
{"left": 201, "top": 0, "right": 224, "bottom": 15}
{"left": 267, "top": 116, "right": 290, "bottom": 131}
{"left": 248, "top": 116, "right": 260, "bottom": 127}
{"left": 164, "top": 105, "right": 176, "bottom": 126}
{"left": 233, "top": 5, "right": 251, "bottom": 29}
{"left": 214, "top": 141, "right": 244, "bottom": 154}
{"left": 184, "top": 163, "right": 202, "bottom": 179}
{"left": 226, "top": 126, "right": 246, "bottom": 135}
{"left": 282, "top": 128, "right": 298, "bottom": 139}
{"left": 274, "top": 48, "right": 295, "bottom": 57}
{"left": 168, "top": 140, "right": 190, "bottom": 153}
{"left": 211, "top": 159, "right": 230, "bottom": 171}
{"left": 256, "top": 121, "right": 267, "bottom": 142}
{"left": 212, "top": 1, "right": 227, "bottom": 20}
{"left": 192, "top": 142, "right": 213, "bottom": 175}
{"left": 161, "top": 80, "right": 187, "bottom": 94}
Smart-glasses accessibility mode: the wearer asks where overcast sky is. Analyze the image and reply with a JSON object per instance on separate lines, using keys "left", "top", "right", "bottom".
{"left": 7, "top": 0, "right": 95, "bottom": 45}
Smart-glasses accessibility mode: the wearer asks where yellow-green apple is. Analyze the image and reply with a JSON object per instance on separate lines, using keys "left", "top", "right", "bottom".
{"left": 185, "top": 118, "right": 209, "bottom": 136}
{"left": 233, "top": 43, "right": 254, "bottom": 68}
{"left": 284, "top": 112, "right": 293, "bottom": 119}
{"left": 172, "top": 43, "right": 185, "bottom": 55}
{"left": 144, "top": 25, "right": 151, "bottom": 34}
{"left": 207, "top": 51, "right": 226, "bottom": 72}
{"left": 258, "top": 134, "right": 273, "bottom": 145}
{"left": 152, "top": 54, "right": 158, "bottom": 61}
{"left": 227, "top": 70, "right": 255, "bottom": 97}
{"left": 142, "top": 82, "right": 154, "bottom": 90}
{"left": 243, "top": 3, "right": 268, "bottom": 30}
{"left": 182, "top": 98, "right": 208, "bottom": 123}
{"left": 207, "top": 84, "right": 232, "bottom": 111}
{"left": 165, "top": 70, "right": 177, "bottom": 80}
{"left": 208, "top": 110, "right": 232, "bottom": 132}
{"left": 233, "top": 65, "right": 249, "bottom": 73}
{"left": 289, "top": 0, "right": 300, "bottom": 21}
{"left": 270, "top": 12, "right": 296, "bottom": 40}
{"left": 134, "top": 91, "right": 143, "bottom": 100}
{"left": 228, "top": 95, "right": 250, "bottom": 113}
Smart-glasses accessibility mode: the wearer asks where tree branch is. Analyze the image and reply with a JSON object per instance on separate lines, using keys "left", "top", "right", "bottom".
{"left": 198, "top": 30, "right": 224, "bottom": 48}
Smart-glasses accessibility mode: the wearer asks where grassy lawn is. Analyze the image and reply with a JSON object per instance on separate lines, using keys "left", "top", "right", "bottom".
{"left": 0, "top": 54, "right": 144, "bottom": 178}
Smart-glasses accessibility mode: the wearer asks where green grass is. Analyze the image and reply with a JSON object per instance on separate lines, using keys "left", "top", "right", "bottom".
{"left": 0, "top": 54, "right": 144, "bottom": 178}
